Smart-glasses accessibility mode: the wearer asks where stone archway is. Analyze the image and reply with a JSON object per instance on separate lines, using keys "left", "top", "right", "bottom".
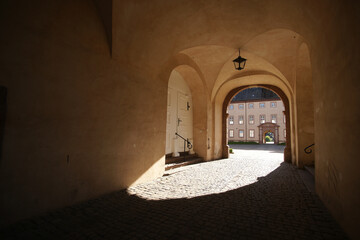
{"left": 161, "top": 61, "right": 211, "bottom": 161}
{"left": 258, "top": 123, "right": 279, "bottom": 144}
{"left": 222, "top": 85, "right": 291, "bottom": 162}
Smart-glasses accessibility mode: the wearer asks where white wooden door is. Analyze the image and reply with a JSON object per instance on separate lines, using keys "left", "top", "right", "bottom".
{"left": 166, "top": 70, "right": 194, "bottom": 156}
{"left": 176, "top": 92, "right": 192, "bottom": 152}
{"left": 165, "top": 89, "right": 176, "bottom": 155}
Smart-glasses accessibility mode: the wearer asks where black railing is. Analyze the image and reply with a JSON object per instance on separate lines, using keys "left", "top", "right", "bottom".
{"left": 304, "top": 143, "right": 315, "bottom": 154}
{"left": 175, "top": 132, "right": 193, "bottom": 160}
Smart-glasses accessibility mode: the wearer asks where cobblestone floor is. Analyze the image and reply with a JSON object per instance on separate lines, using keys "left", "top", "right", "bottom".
{"left": 127, "top": 144, "right": 286, "bottom": 200}
{"left": 1, "top": 145, "right": 348, "bottom": 239}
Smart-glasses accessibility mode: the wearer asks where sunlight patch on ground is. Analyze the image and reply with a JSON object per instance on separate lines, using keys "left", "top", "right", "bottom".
{"left": 127, "top": 145, "right": 284, "bottom": 200}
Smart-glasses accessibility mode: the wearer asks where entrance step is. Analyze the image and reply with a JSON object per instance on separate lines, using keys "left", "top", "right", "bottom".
{"left": 165, "top": 155, "right": 204, "bottom": 171}
{"left": 165, "top": 154, "right": 197, "bottom": 164}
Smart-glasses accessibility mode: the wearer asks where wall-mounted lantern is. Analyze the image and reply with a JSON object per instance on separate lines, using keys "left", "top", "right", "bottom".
{"left": 232, "top": 49, "right": 247, "bottom": 70}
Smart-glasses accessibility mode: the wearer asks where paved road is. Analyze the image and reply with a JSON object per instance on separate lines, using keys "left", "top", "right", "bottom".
{"left": 1, "top": 145, "right": 348, "bottom": 239}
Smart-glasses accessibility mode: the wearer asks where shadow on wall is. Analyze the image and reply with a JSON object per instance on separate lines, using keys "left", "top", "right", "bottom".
{"left": 0, "top": 163, "right": 348, "bottom": 240}
{"left": 0, "top": 86, "right": 6, "bottom": 164}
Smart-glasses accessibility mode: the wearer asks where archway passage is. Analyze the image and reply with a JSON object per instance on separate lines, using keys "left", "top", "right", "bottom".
{"left": 223, "top": 86, "right": 291, "bottom": 162}
{"left": 1, "top": 1, "right": 359, "bottom": 238}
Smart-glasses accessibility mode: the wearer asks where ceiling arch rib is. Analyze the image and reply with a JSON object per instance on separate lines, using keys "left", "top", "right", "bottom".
{"left": 214, "top": 74, "right": 293, "bottom": 107}
{"left": 159, "top": 53, "right": 208, "bottom": 95}
{"left": 173, "top": 29, "right": 305, "bottom": 103}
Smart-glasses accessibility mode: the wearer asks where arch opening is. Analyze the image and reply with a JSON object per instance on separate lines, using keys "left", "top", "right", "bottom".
{"left": 264, "top": 130, "right": 275, "bottom": 144}
{"left": 164, "top": 64, "right": 211, "bottom": 170}
{"left": 222, "top": 85, "right": 291, "bottom": 163}
{"left": 165, "top": 70, "right": 194, "bottom": 157}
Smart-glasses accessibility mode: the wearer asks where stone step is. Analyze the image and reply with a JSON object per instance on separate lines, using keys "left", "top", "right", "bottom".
{"left": 165, "top": 157, "right": 204, "bottom": 171}
{"left": 165, "top": 154, "right": 198, "bottom": 164}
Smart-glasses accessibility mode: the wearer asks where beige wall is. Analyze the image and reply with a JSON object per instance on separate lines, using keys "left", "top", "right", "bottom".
{"left": 227, "top": 100, "right": 285, "bottom": 143}
{"left": 0, "top": 1, "right": 359, "bottom": 239}
{"left": 294, "top": 43, "right": 315, "bottom": 167}
{"left": 0, "top": 0, "right": 166, "bottom": 226}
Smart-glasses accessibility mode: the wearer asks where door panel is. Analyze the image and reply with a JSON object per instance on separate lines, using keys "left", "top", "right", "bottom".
{"left": 165, "top": 84, "right": 193, "bottom": 156}
{"left": 176, "top": 92, "right": 192, "bottom": 152}
{"left": 166, "top": 90, "right": 176, "bottom": 154}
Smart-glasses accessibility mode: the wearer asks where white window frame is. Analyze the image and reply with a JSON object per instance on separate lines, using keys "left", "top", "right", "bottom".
{"left": 239, "top": 104, "right": 244, "bottom": 109}
{"left": 271, "top": 102, "right": 277, "bottom": 108}
{"left": 249, "top": 129, "right": 255, "bottom": 138}
{"left": 249, "top": 103, "right": 254, "bottom": 109}
{"left": 229, "top": 116, "right": 234, "bottom": 125}
{"left": 249, "top": 115, "right": 254, "bottom": 124}
{"left": 271, "top": 114, "right": 277, "bottom": 123}
{"left": 229, "top": 129, "right": 234, "bottom": 138}
{"left": 229, "top": 105, "right": 234, "bottom": 110}
{"left": 239, "top": 130, "right": 244, "bottom": 138}
{"left": 260, "top": 115, "right": 265, "bottom": 124}
{"left": 239, "top": 115, "right": 244, "bottom": 125}
{"left": 259, "top": 103, "right": 265, "bottom": 108}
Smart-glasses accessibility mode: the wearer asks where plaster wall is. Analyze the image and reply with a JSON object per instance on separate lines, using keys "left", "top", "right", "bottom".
{"left": 310, "top": 3, "right": 360, "bottom": 239}
{"left": 294, "top": 43, "right": 315, "bottom": 167}
{"left": 0, "top": 0, "right": 165, "bottom": 226}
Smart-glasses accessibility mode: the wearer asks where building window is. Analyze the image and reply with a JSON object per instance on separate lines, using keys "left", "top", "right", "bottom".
{"left": 249, "top": 115, "right": 254, "bottom": 124}
{"left": 271, "top": 102, "right": 277, "bottom": 108}
{"left": 239, "top": 104, "right": 244, "bottom": 109}
{"left": 249, "top": 103, "right": 254, "bottom": 109}
{"left": 239, "top": 130, "right": 244, "bottom": 138}
{"left": 260, "top": 115, "right": 265, "bottom": 124}
{"left": 284, "top": 129, "right": 286, "bottom": 138}
{"left": 271, "top": 114, "right": 277, "bottom": 123}
{"left": 259, "top": 103, "right": 265, "bottom": 108}
{"left": 239, "top": 115, "right": 244, "bottom": 124}
{"left": 229, "top": 104, "right": 234, "bottom": 110}
{"left": 249, "top": 129, "right": 255, "bottom": 138}
{"left": 229, "top": 116, "right": 234, "bottom": 125}
{"left": 229, "top": 130, "right": 234, "bottom": 138}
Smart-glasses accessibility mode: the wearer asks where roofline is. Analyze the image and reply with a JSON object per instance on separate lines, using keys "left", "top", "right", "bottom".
{"left": 230, "top": 98, "right": 282, "bottom": 104}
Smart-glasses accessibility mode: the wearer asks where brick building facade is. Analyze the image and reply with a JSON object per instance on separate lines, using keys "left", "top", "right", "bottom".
{"left": 227, "top": 89, "right": 286, "bottom": 144}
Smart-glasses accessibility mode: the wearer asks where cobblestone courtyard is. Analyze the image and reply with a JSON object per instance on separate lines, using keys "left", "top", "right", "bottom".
{"left": 128, "top": 145, "right": 288, "bottom": 200}
{"left": 1, "top": 145, "right": 348, "bottom": 239}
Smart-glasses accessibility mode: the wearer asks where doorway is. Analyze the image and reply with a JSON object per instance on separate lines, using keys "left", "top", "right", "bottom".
{"left": 264, "top": 131, "right": 275, "bottom": 144}
{"left": 166, "top": 70, "right": 194, "bottom": 157}
{"left": 259, "top": 123, "right": 280, "bottom": 145}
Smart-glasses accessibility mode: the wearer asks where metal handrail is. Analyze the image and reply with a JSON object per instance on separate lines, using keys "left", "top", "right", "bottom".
{"left": 175, "top": 132, "right": 193, "bottom": 160}
{"left": 304, "top": 143, "right": 315, "bottom": 154}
